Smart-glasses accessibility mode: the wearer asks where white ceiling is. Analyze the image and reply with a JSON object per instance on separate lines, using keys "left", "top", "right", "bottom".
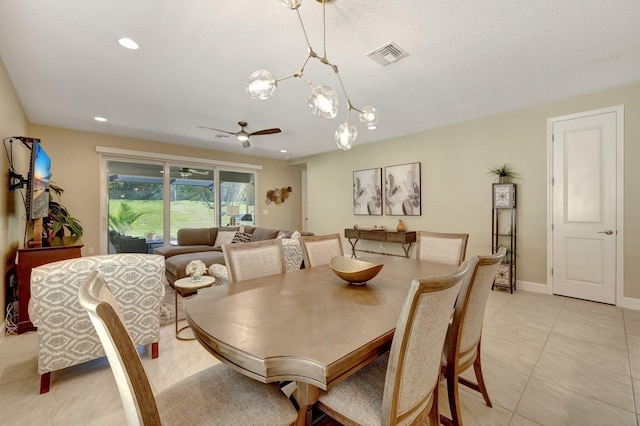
{"left": 1, "top": 1, "right": 639, "bottom": 160}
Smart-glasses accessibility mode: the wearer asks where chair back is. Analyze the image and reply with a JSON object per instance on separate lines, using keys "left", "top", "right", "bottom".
{"left": 381, "top": 260, "right": 470, "bottom": 424}
{"left": 222, "top": 239, "right": 286, "bottom": 283}
{"left": 78, "top": 271, "right": 160, "bottom": 426}
{"left": 447, "top": 248, "right": 506, "bottom": 370}
{"left": 416, "top": 231, "right": 469, "bottom": 265}
{"left": 300, "top": 233, "right": 344, "bottom": 267}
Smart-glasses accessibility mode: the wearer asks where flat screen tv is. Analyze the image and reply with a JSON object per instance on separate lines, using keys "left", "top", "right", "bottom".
{"left": 26, "top": 139, "right": 51, "bottom": 220}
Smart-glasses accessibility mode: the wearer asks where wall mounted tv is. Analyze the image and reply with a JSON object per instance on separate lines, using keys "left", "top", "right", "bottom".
{"left": 26, "top": 138, "right": 51, "bottom": 220}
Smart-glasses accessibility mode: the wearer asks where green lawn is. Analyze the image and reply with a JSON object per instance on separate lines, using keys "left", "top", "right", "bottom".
{"left": 109, "top": 199, "right": 247, "bottom": 240}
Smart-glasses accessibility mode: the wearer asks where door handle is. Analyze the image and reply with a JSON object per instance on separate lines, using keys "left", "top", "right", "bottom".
{"left": 597, "top": 230, "right": 614, "bottom": 235}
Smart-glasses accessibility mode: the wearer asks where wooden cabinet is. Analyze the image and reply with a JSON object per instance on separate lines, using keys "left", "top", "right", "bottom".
{"left": 491, "top": 183, "right": 517, "bottom": 292}
{"left": 15, "top": 237, "right": 83, "bottom": 334}
{"left": 344, "top": 228, "right": 416, "bottom": 258}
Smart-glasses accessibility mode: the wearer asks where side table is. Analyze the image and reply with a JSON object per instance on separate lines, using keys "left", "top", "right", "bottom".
{"left": 174, "top": 275, "right": 216, "bottom": 340}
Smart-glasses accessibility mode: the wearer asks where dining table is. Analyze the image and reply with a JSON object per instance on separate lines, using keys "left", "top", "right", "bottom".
{"left": 185, "top": 256, "right": 457, "bottom": 425}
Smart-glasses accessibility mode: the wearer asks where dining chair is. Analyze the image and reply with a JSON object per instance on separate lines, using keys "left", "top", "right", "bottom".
{"left": 440, "top": 247, "right": 506, "bottom": 426}
{"left": 300, "top": 233, "right": 344, "bottom": 267}
{"left": 78, "top": 270, "right": 298, "bottom": 426}
{"left": 416, "top": 231, "right": 469, "bottom": 266}
{"left": 222, "top": 239, "right": 286, "bottom": 283}
{"left": 316, "top": 259, "right": 472, "bottom": 426}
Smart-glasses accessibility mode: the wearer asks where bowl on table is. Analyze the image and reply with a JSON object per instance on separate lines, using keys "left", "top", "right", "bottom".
{"left": 329, "top": 256, "right": 384, "bottom": 285}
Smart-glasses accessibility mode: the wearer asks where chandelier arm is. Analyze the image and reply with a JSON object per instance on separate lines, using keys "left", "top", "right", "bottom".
{"left": 295, "top": 8, "right": 313, "bottom": 52}
{"left": 322, "top": 0, "right": 327, "bottom": 59}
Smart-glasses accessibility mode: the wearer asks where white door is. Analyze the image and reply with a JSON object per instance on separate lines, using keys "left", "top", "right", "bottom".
{"left": 550, "top": 109, "right": 619, "bottom": 304}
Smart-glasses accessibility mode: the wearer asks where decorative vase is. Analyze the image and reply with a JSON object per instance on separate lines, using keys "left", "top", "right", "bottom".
{"left": 190, "top": 274, "right": 202, "bottom": 283}
{"left": 396, "top": 219, "right": 406, "bottom": 232}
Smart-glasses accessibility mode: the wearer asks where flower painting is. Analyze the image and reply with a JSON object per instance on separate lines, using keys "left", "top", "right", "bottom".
{"left": 353, "top": 168, "right": 382, "bottom": 215}
{"left": 385, "top": 162, "right": 421, "bottom": 216}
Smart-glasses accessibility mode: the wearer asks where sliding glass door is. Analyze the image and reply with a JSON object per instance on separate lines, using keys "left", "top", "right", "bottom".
{"left": 107, "top": 161, "right": 164, "bottom": 254}
{"left": 168, "top": 165, "right": 215, "bottom": 243}
{"left": 103, "top": 155, "right": 258, "bottom": 254}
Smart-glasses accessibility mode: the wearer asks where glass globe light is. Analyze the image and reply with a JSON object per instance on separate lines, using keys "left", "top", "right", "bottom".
{"left": 335, "top": 122, "right": 357, "bottom": 150}
{"left": 245, "top": 69, "right": 277, "bottom": 100}
{"left": 279, "top": 0, "right": 302, "bottom": 9}
{"left": 308, "top": 85, "right": 339, "bottom": 119}
{"left": 359, "top": 105, "right": 379, "bottom": 129}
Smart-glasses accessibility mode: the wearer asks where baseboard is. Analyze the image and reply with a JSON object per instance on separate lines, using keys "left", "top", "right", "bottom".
{"left": 621, "top": 296, "right": 640, "bottom": 311}
{"left": 517, "top": 280, "right": 547, "bottom": 294}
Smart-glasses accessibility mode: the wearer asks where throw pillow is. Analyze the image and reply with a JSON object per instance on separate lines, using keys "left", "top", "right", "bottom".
{"left": 281, "top": 238, "right": 303, "bottom": 272}
{"left": 231, "top": 232, "right": 252, "bottom": 244}
{"left": 290, "top": 230, "right": 301, "bottom": 240}
{"left": 214, "top": 230, "right": 236, "bottom": 247}
{"left": 277, "top": 230, "right": 292, "bottom": 239}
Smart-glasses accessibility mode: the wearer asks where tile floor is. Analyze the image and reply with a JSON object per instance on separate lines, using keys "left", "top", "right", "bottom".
{"left": 0, "top": 290, "right": 638, "bottom": 425}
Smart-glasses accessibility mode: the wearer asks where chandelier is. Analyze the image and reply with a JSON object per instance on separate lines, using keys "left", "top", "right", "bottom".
{"left": 245, "top": 0, "right": 379, "bottom": 151}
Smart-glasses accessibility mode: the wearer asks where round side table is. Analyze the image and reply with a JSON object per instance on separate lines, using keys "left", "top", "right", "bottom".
{"left": 174, "top": 275, "right": 216, "bottom": 340}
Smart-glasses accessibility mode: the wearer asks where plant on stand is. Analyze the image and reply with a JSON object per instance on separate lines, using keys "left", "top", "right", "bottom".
{"left": 487, "top": 163, "right": 520, "bottom": 183}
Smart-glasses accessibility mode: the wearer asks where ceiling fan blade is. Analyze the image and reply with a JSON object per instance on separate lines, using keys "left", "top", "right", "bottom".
{"left": 249, "top": 128, "right": 281, "bottom": 137}
{"left": 197, "top": 125, "right": 236, "bottom": 135}
{"left": 189, "top": 169, "right": 210, "bottom": 175}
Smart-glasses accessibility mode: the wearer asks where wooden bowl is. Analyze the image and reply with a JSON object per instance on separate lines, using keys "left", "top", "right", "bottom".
{"left": 329, "top": 256, "right": 384, "bottom": 285}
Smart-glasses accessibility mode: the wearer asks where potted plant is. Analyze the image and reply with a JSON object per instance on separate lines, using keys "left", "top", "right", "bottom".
{"left": 109, "top": 202, "right": 147, "bottom": 236}
{"left": 488, "top": 163, "right": 520, "bottom": 183}
{"left": 43, "top": 182, "right": 84, "bottom": 238}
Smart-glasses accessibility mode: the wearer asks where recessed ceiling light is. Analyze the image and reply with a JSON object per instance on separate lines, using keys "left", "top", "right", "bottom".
{"left": 280, "top": 149, "right": 288, "bottom": 153}
{"left": 117, "top": 38, "right": 139, "bottom": 50}
{"left": 94, "top": 116, "right": 108, "bottom": 122}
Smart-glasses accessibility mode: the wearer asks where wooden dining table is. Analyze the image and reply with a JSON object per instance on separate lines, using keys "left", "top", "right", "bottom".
{"left": 185, "top": 256, "right": 457, "bottom": 425}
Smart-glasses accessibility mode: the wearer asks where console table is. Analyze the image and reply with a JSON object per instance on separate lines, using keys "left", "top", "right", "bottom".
{"left": 344, "top": 228, "right": 416, "bottom": 258}
{"left": 14, "top": 237, "right": 83, "bottom": 334}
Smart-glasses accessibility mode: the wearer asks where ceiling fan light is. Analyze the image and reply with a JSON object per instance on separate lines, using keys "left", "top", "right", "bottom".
{"left": 279, "top": 0, "right": 302, "bottom": 9}
{"left": 237, "top": 134, "right": 249, "bottom": 142}
{"left": 359, "top": 105, "right": 379, "bottom": 129}
{"left": 241, "top": 139, "right": 251, "bottom": 148}
{"left": 246, "top": 69, "right": 277, "bottom": 100}
{"left": 335, "top": 122, "right": 357, "bottom": 150}
{"left": 309, "top": 85, "right": 339, "bottom": 119}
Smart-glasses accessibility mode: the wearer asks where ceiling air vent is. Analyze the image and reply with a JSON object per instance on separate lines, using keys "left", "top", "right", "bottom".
{"left": 367, "top": 42, "right": 409, "bottom": 66}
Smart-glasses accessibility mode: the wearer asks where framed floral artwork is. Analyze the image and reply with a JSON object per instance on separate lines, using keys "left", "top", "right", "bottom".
{"left": 384, "top": 162, "right": 421, "bottom": 216}
{"left": 353, "top": 168, "right": 382, "bottom": 215}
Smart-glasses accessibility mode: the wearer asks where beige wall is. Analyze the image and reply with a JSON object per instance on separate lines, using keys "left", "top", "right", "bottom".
{"left": 0, "top": 57, "right": 29, "bottom": 316}
{"left": 28, "top": 124, "right": 304, "bottom": 257}
{"left": 299, "top": 82, "right": 640, "bottom": 300}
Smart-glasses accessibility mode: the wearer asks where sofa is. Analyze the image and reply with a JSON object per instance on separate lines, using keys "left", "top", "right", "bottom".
{"left": 29, "top": 253, "right": 165, "bottom": 393}
{"left": 153, "top": 226, "right": 312, "bottom": 284}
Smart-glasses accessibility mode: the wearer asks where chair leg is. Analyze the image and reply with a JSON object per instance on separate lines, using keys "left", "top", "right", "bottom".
{"left": 446, "top": 369, "right": 463, "bottom": 426}
{"left": 40, "top": 372, "right": 51, "bottom": 394}
{"left": 151, "top": 342, "right": 159, "bottom": 359}
{"left": 472, "top": 353, "right": 491, "bottom": 407}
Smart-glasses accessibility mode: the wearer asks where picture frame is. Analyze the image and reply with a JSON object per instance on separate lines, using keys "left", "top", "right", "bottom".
{"left": 353, "top": 168, "right": 383, "bottom": 215}
{"left": 492, "top": 183, "right": 516, "bottom": 208}
{"left": 384, "top": 162, "right": 421, "bottom": 216}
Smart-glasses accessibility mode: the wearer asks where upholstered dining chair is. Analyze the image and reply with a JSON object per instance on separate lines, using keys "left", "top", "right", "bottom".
{"left": 78, "top": 271, "right": 298, "bottom": 426}
{"left": 222, "top": 239, "right": 286, "bottom": 283}
{"left": 440, "top": 248, "right": 506, "bottom": 426}
{"left": 300, "top": 233, "right": 344, "bottom": 268}
{"left": 316, "top": 259, "right": 472, "bottom": 426}
{"left": 416, "top": 231, "right": 469, "bottom": 266}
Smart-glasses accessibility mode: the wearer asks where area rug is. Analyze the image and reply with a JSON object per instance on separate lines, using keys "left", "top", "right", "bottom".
{"left": 159, "top": 282, "right": 186, "bottom": 327}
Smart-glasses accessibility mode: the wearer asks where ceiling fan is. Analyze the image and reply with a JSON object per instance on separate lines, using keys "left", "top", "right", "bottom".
{"left": 179, "top": 167, "right": 210, "bottom": 178}
{"left": 198, "top": 121, "right": 281, "bottom": 148}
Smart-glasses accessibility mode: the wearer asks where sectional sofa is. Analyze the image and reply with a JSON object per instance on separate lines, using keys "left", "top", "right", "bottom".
{"left": 153, "top": 226, "right": 312, "bottom": 284}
